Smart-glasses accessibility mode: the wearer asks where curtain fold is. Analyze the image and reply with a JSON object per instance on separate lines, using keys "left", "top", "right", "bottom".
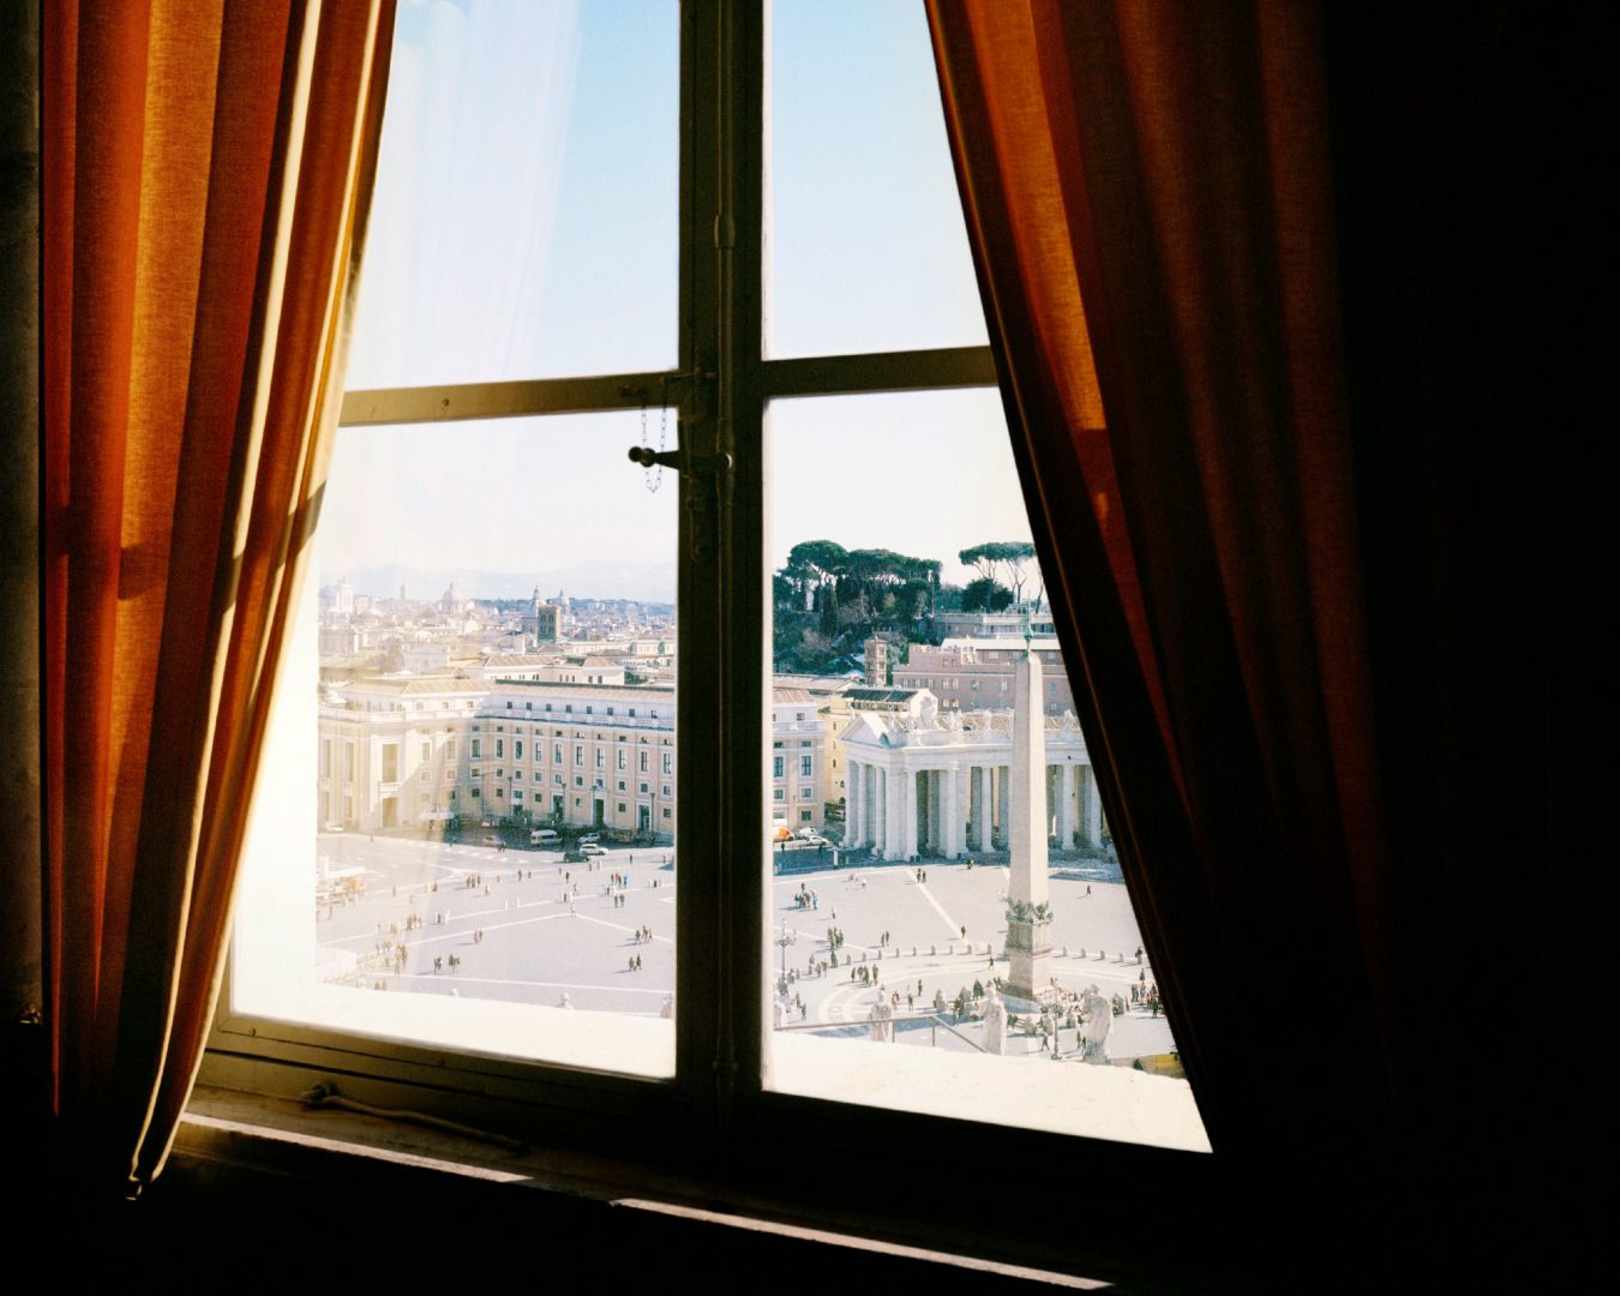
{"left": 42, "top": 0, "right": 395, "bottom": 1194}
{"left": 926, "top": 0, "right": 1400, "bottom": 1246}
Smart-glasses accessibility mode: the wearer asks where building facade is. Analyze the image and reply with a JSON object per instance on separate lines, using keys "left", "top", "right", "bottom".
{"left": 840, "top": 689, "right": 1104, "bottom": 861}
{"left": 318, "top": 676, "right": 832, "bottom": 844}
{"left": 893, "top": 637, "right": 1075, "bottom": 717}
{"left": 770, "top": 688, "right": 831, "bottom": 830}
{"left": 318, "top": 677, "right": 485, "bottom": 831}
{"left": 935, "top": 609, "right": 1056, "bottom": 639}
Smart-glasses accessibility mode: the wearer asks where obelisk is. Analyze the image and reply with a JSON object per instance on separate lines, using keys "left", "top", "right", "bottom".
{"left": 1003, "top": 630, "right": 1053, "bottom": 1005}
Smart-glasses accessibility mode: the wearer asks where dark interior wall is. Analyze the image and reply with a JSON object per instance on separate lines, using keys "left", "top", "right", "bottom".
{"left": 0, "top": 2, "right": 41, "bottom": 1035}
{"left": 5, "top": 5, "right": 1609, "bottom": 1291}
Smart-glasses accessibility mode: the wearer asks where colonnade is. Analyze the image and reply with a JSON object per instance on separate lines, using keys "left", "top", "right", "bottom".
{"left": 845, "top": 757, "right": 1103, "bottom": 861}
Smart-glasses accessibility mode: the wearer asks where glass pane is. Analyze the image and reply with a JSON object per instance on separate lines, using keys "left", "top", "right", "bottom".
{"left": 764, "top": 392, "right": 1208, "bottom": 1152}
{"left": 346, "top": 1, "right": 679, "bottom": 389}
{"left": 766, "top": 0, "right": 989, "bottom": 358}
{"left": 232, "top": 412, "right": 679, "bottom": 1078}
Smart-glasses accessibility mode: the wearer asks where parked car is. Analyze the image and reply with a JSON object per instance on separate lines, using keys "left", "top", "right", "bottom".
{"left": 579, "top": 843, "right": 608, "bottom": 857}
{"left": 577, "top": 833, "right": 600, "bottom": 845}
{"left": 529, "top": 828, "right": 560, "bottom": 846}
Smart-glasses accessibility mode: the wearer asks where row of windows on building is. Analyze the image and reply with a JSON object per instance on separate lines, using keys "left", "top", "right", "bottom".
{"left": 499, "top": 698, "right": 663, "bottom": 718}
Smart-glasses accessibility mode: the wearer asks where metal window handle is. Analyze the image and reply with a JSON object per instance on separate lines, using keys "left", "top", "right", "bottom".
{"left": 626, "top": 446, "right": 732, "bottom": 476}
{"left": 627, "top": 446, "right": 731, "bottom": 561}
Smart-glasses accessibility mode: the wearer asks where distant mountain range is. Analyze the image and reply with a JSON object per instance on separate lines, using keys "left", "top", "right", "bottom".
{"left": 336, "top": 562, "right": 676, "bottom": 604}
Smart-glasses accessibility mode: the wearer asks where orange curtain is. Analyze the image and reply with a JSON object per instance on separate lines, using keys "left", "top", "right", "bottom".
{"left": 927, "top": 0, "right": 1398, "bottom": 1248}
{"left": 42, "top": 0, "right": 394, "bottom": 1193}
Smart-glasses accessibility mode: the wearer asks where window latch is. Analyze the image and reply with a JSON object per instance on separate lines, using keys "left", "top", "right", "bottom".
{"left": 627, "top": 446, "right": 732, "bottom": 477}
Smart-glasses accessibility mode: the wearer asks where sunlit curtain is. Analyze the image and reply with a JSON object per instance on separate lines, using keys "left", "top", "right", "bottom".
{"left": 926, "top": 0, "right": 1402, "bottom": 1265}
{"left": 42, "top": 0, "right": 395, "bottom": 1193}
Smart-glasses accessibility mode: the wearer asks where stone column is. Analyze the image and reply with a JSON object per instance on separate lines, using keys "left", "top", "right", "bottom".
{"left": 878, "top": 767, "right": 891, "bottom": 858}
{"left": 901, "top": 769, "right": 919, "bottom": 860}
{"left": 884, "top": 767, "right": 902, "bottom": 861}
{"left": 941, "top": 765, "right": 959, "bottom": 859}
{"left": 997, "top": 766, "right": 1010, "bottom": 845}
{"left": 1060, "top": 763, "right": 1078, "bottom": 849}
{"left": 1083, "top": 764, "right": 1102, "bottom": 846}
{"left": 862, "top": 761, "right": 873, "bottom": 847}
{"left": 1005, "top": 645, "right": 1052, "bottom": 1004}
{"left": 864, "top": 761, "right": 875, "bottom": 848}
{"left": 849, "top": 760, "right": 864, "bottom": 846}
{"left": 975, "top": 766, "right": 991, "bottom": 852}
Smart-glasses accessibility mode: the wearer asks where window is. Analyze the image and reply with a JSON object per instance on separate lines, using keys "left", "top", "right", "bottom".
{"left": 639, "top": 751, "right": 649, "bottom": 773}
{"left": 800, "top": 754, "right": 813, "bottom": 778}
{"left": 617, "top": 750, "right": 627, "bottom": 770}
{"left": 215, "top": 3, "right": 1202, "bottom": 1266}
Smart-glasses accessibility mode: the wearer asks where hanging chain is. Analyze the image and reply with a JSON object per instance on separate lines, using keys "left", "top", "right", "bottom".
{"left": 641, "top": 379, "right": 669, "bottom": 493}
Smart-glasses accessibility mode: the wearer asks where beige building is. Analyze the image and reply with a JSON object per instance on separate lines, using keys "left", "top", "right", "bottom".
{"left": 481, "top": 654, "right": 627, "bottom": 686}
{"left": 477, "top": 680, "right": 677, "bottom": 840}
{"left": 935, "top": 609, "right": 1056, "bottom": 639}
{"left": 893, "top": 637, "right": 1075, "bottom": 717}
{"left": 770, "top": 688, "right": 832, "bottom": 832}
{"left": 319, "top": 675, "right": 833, "bottom": 844}
{"left": 318, "top": 676, "right": 485, "bottom": 831}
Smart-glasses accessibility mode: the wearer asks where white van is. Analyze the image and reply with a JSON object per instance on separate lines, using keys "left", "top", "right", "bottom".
{"left": 530, "top": 828, "right": 560, "bottom": 846}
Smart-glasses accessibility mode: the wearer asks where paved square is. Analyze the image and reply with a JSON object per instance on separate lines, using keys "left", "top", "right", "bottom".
{"left": 311, "top": 834, "right": 1177, "bottom": 1059}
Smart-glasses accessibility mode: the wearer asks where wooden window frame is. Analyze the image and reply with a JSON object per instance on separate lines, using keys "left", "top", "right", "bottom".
{"left": 198, "top": 2, "right": 1215, "bottom": 1275}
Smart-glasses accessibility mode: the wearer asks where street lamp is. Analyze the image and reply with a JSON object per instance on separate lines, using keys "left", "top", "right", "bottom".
{"left": 775, "top": 921, "right": 797, "bottom": 978}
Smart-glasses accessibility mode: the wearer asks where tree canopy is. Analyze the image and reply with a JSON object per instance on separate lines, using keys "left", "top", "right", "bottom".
{"left": 958, "top": 540, "right": 1039, "bottom": 606}
{"left": 772, "top": 540, "right": 943, "bottom": 672}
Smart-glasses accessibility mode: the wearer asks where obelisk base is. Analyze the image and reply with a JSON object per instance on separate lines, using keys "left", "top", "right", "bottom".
{"left": 1003, "top": 918, "right": 1056, "bottom": 1010}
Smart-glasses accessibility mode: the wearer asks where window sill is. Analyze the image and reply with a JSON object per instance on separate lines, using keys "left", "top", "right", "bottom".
{"left": 176, "top": 1084, "right": 1120, "bottom": 1290}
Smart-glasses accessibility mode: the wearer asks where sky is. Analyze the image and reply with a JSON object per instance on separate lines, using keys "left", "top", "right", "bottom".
{"left": 321, "top": 0, "right": 1032, "bottom": 597}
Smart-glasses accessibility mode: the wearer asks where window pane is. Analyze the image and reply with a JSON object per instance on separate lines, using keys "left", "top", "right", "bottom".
{"left": 766, "top": 0, "right": 988, "bottom": 357}
{"left": 232, "top": 413, "right": 678, "bottom": 1078}
{"left": 764, "top": 392, "right": 1208, "bottom": 1152}
{"left": 346, "top": 1, "right": 678, "bottom": 389}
